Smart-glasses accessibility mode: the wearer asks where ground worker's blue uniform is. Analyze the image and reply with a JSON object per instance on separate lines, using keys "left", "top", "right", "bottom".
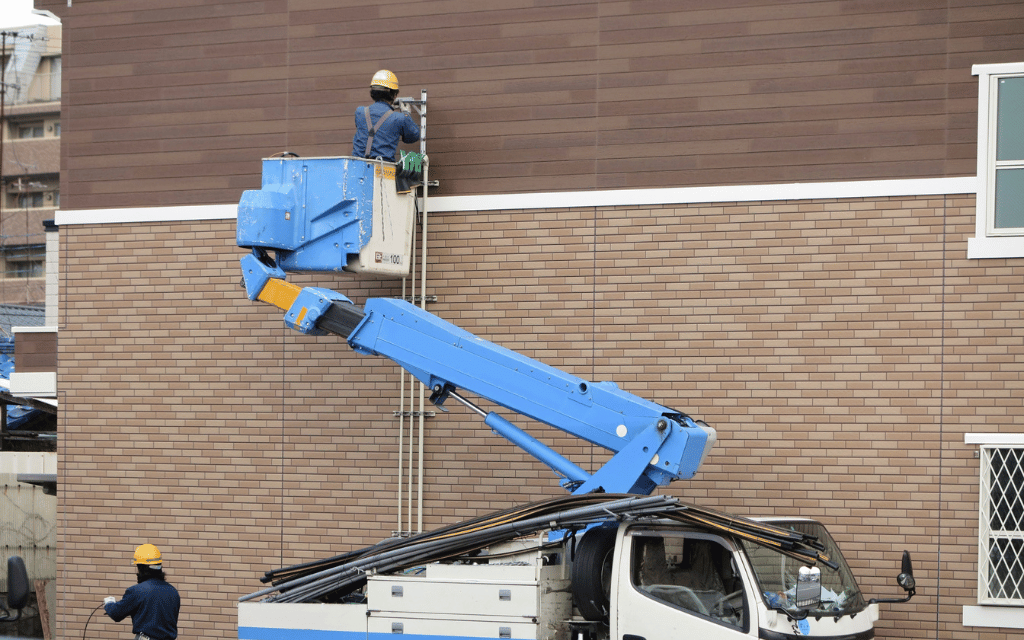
{"left": 105, "top": 576, "right": 180, "bottom": 640}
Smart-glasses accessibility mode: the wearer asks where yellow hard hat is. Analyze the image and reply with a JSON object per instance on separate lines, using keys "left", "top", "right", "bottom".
{"left": 370, "top": 69, "right": 399, "bottom": 91}
{"left": 132, "top": 544, "right": 162, "bottom": 566}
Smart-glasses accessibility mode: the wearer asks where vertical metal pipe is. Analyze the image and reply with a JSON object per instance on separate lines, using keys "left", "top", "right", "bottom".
{"left": 416, "top": 89, "right": 429, "bottom": 533}
{"left": 397, "top": 275, "right": 407, "bottom": 534}
{"left": 406, "top": 219, "right": 419, "bottom": 535}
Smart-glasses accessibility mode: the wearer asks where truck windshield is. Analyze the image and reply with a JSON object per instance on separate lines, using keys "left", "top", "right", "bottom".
{"left": 740, "top": 520, "right": 866, "bottom": 616}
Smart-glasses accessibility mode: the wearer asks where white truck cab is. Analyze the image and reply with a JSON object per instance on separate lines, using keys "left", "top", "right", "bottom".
{"left": 605, "top": 520, "right": 880, "bottom": 640}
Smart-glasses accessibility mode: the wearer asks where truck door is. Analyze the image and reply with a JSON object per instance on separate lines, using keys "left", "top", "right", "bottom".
{"left": 612, "top": 528, "right": 755, "bottom": 640}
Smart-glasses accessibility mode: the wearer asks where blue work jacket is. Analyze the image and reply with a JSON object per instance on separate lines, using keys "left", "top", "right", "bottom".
{"left": 351, "top": 101, "right": 420, "bottom": 161}
{"left": 105, "top": 576, "right": 181, "bottom": 640}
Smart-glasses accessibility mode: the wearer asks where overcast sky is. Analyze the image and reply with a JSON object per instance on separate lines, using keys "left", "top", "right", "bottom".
{"left": 0, "top": 0, "right": 60, "bottom": 29}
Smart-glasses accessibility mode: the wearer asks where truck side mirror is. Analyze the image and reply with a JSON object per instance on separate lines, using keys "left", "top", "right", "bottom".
{"left": 0, "top": 556, "right": 29, "bottom": 621}
{"left": 896, "top": 550, "right": 916, "bottom": 594}
{"left": 868, "top": 550, "right": 916, "bottom": 605}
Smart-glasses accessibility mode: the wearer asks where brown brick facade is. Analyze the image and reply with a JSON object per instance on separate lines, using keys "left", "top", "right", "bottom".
{"left": 56, "top": 192, "right": 1022, "bottom": 639}
{"left": 36, "top": 0, "right": 1024, "bottom": 209}
{"left": 14, "top": 330, "right": 57, "bottom": 372}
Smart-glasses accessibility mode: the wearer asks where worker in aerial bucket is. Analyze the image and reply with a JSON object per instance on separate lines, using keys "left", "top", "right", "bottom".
{"left": 103, "top": 544, "right": 181, "bottom": 640}
{"left": 352, "top": 69, "right": 421, "bottom": 162}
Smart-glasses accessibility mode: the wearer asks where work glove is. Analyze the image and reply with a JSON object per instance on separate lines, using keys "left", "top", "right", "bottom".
{"left": 399, "top": 102, "right": 411, "bottom": 115}
{"left": 104, "top": 597, "right": 115, "bottom": 605}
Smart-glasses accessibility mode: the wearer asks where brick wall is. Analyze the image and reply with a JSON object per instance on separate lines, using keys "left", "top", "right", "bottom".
{"left": 15, "top": 331, "right": 57, "bottom": 373}
{"left": 36, "top": 0, "right": 1024, "bottom": 208}
{"left": 56, "top": 192, "right": 1024, "bottom": 639}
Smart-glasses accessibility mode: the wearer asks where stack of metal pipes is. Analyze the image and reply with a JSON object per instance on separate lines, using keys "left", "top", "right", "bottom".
{"left": 241, "top": 493, "right": 830, "bottom": 604}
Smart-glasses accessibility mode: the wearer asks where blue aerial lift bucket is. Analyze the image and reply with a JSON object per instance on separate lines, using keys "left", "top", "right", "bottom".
{"left": 236, "top": 156, "right": 417, "bottom": 276}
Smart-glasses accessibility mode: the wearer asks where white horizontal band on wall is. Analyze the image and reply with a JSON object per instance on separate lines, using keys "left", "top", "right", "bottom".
{"left": 963, "top": 605, "right": 1024, "bottom": 629}
{"left": 965, "top": 433, "right": 1024, "bottom": 445}
{"left": 55, "top": 176, "right": 977, "bottom": 226}
{"left": 428, "top": 176, "right": 977, "bottom": 213}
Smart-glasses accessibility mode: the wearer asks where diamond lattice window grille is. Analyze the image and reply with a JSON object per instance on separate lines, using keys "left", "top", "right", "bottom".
{"left": 979, "top": 446, "right": 1024, "bottom": 604}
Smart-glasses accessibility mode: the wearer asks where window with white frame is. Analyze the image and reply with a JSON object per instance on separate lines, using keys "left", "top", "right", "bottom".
{"left": 968, "top": 62, "right": 1024, "bottom": 259}
{"left": 978, "top": 445, "right": 1024, "bottom": 604}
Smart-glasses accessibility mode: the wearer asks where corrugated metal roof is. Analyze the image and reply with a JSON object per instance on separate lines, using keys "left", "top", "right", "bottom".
{"left": 0, "top": 305, "right": 44, "bottom": 336}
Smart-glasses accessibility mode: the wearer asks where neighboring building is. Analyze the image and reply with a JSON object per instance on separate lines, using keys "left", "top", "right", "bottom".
{"left": 34, "top": 2, "right": 1024, "bottom": 640}
{"left": 0, "top": 10, "right": 59, "bottom": 640}
{"left": 0, "top": 7, "right": 59, "bottom": 451}
{"left": 0, "top": 15, "right": 60, "bottom": 308}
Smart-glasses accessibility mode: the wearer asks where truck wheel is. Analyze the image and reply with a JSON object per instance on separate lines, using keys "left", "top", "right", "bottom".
{"left": 572, "top": 525, "right": 617, "bottom": 621}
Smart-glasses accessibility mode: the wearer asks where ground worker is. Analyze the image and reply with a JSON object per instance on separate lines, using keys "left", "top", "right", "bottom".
{"left": 351, "top": 69, "right": 420, "bottom": 161}
{"left": 103, "top": 544, "right": 180, "bottom": 640}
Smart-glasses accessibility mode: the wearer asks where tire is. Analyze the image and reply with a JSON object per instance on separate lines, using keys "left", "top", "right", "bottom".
{"left": 571, "top": 525, "right": 618, "bottom": 621}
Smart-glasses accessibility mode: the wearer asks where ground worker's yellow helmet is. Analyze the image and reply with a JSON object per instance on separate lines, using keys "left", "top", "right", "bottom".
{"left": 370, "top": 70, "right": 399, "bottom": 91}
{"left": 132, "top": 544, "right": 162, "bottom": 566}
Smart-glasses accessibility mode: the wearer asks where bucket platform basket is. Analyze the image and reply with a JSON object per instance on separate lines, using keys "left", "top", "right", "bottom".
{"left": 236, "top": 155, "right": 417, "bottom": 277}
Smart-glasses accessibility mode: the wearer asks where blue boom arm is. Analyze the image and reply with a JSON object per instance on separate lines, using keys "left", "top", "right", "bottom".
{"left": 240, "top": 249, "right": 716, "bottom": 495}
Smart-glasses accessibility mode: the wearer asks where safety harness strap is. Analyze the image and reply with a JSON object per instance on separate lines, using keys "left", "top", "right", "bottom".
{"left": 362, "top": 106, "right": 394, "bottom": 158}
